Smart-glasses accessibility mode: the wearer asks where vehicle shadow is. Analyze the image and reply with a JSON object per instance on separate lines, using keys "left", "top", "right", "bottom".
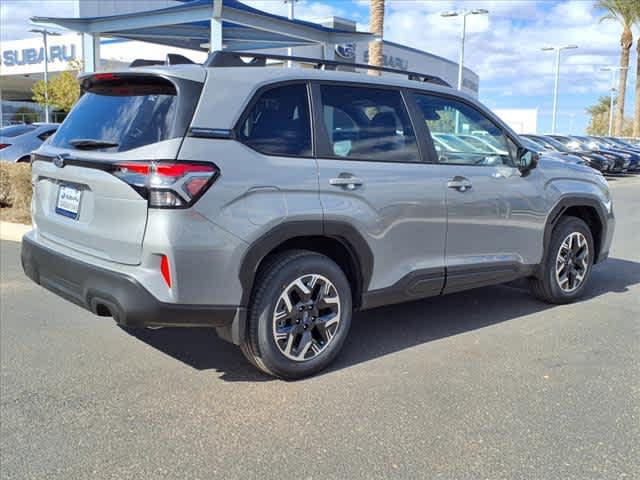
{"left": 124, "top": 257, "right": 640, "bottom": 382}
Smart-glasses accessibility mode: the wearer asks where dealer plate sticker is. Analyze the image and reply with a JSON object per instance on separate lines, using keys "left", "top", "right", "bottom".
{"left": 56, "top": 185, "right": 82, "bottom": 219}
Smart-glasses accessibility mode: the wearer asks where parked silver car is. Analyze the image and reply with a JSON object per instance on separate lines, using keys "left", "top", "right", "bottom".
{"left": 0, "top": 123, "right": 59, "bottom": 163}
{"left": 21, "top": 52, "right": 615, "bottom": 379}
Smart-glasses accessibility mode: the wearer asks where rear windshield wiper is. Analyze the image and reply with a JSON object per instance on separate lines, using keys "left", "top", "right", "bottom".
{"left": 69, "top": 139, "right": 119, "bottom": 150}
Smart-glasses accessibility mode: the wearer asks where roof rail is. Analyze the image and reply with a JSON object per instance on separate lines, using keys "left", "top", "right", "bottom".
{"left": 204, "top": 51, "right": 451, "bottom": 87}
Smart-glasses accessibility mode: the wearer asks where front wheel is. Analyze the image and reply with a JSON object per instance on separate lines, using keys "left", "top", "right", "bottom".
{"left": 529, "top": 216, "right": 594, "bottom": 304}
{"left": 241, "top": 250, "right": 352, "bottom": 379}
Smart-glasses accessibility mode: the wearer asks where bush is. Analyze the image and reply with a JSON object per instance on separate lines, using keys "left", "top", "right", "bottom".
{"left": 0, "top": 162, "right": 32, "bottom": 223}
{"left": 0, "top": 163, "right": 10, "bottom": 206}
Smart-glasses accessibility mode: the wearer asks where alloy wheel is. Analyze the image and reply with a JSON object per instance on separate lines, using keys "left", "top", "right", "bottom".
{"left": 555, "top": 231, "right": 589, "bottom": 293}
{"left": 272, "top": 274, "right": 341, "bottom": 361}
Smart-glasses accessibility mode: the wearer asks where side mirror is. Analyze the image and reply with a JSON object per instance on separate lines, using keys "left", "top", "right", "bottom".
{"left": 517, "top": 149, "right": 539, "bottom": 174}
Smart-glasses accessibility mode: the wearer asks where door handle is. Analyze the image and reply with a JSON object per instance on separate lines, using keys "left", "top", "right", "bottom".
{"left": 447, "top": 176, "right": 473, "bottom": 192}
{"left": 329, "top": 175, "right": 363, "bottom": 190}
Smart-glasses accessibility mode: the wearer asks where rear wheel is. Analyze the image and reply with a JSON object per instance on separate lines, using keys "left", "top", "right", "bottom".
{"left": 529, "top": 216, "right": 594, "bottom": 304}
{"left": 241, "top": 250, "right": 352, "bottom": 379}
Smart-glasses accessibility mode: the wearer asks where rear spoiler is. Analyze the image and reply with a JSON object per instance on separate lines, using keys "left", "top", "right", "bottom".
{"left": 129, "top": 54, "right": 195, "bottom": 68}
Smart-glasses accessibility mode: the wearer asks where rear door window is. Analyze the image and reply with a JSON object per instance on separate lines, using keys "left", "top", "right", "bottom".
{"left": 51, "top": 76, "right": 181, "bottom": 152}
{"left": 237, "top": 83, "right": 312, "bottom": 156}
{"left": 317, "top": 85, "right": 419, "bottom": 162}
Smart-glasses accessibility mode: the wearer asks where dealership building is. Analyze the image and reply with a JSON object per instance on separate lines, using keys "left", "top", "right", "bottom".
{"left": 0, "top": 0, "right": 480, "bottom": 126}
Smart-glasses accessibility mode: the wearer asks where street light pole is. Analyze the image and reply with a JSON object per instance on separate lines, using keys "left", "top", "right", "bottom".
{"left": 541, "top": 44, "right": 578, "bottom": 134}
{"left": 30, "top": 28, "right": 60, "bottom": 123}
{"left": 284, "top": 0, "right": 298, "bottom": 68}
{"left": 441, "top": 9, "right": 489, "bottom": 91}
{"left": 600, "top": 66, "right": 628, "bottom": 137}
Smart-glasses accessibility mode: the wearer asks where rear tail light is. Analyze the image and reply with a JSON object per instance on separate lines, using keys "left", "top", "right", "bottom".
{"left": 111, "top": 161, "right": 218, "bottom": 208}
{"left": 0, "top": 143, "right": 10, "bottom": 150}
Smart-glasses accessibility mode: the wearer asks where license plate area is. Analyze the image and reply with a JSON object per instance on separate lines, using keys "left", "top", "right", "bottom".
{"left": 55, "top": 184, "right": 83, "bottom": 220}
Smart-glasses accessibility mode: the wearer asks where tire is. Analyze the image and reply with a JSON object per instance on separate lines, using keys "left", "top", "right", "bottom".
{"left": 17, "top": 156, "right": 31, "bottom": 163}
{"left": 529, "top": 216, "right": 594, "bottom": 304}
{"left": 241, "top": 250, "right": 352, "bottom": 379}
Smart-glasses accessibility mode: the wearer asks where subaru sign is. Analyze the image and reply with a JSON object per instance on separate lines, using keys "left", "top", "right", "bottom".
{"left": 0, "top": 34, "right": 80, "bottom": 77}
{"left": 335, "top": 43, "right": 356, "bottom": 60}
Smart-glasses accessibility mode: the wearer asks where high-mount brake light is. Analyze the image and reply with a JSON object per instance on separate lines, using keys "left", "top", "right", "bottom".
{"left": 93, "top": 73, "right": 118, "bottom": 81}
{"left": 112, "top": 161, "right": 218, "bottom": 208}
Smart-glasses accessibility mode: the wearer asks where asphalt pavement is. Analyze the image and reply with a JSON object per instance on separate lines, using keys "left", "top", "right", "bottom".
{"left": 1, "top": 175, "right": 639, "bottom": 480}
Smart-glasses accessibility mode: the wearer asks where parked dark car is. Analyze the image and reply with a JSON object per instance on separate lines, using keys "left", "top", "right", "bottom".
{"left": 522, "top": 134, "right": 613, "bottom": 173}
{"left": 549, "top": 135, "right": 629, "bottom": 173}
{"left": 604, "top": 137, "right": 640, "bottom": 153}
{"left": 581, "top": 136, "right": 639, "bottom": 172}
{"left": 519, "top": 136, "right": 585, "bottom": 166}
{"left": 594, "top": 137, "right": 640, "bottom": 171}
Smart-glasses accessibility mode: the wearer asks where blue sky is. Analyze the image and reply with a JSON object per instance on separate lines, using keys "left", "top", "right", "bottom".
{"left": 2, "top": 0, "right": 638, "bottom": 134}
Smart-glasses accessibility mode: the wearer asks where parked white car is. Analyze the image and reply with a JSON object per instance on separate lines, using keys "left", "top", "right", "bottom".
{"left": 0, "top": 123, "right": 59, "bottom": 162}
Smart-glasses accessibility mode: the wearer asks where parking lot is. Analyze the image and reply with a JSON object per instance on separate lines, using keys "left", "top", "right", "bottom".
{"left": 0, "top": 175, "right": 638, "bottom": 480}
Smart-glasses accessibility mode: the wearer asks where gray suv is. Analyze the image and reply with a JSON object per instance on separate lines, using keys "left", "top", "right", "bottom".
{"left": 21, "top": 52, "right": 615, "bottom": 379}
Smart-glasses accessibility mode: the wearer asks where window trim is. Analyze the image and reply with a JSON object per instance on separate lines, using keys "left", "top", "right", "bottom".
{"left": 407, "top": 89, "right": 523, "bottom": 168}
{"left": 310, "top": 80, "right": 429, "bottom": 165}
{"left": 233, "top": 80, "right": 315, "bottom": 159}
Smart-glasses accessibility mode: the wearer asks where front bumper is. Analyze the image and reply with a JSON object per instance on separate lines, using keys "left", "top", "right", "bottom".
{"left": 21, "top": 234, "right": 241, "bottom": 328}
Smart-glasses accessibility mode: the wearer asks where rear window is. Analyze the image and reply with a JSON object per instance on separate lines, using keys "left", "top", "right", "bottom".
{"left": 0, "top": 125, "right": 37, "bottom": 137}
{"left": 51, "top": 77, "right": 179, "bottom": 152}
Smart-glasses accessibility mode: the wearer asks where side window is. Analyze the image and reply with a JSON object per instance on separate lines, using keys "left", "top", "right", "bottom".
{"left": 238, "top": 83, "right": 311, "bottom": 156}
{"left": 318, "top": 85, "right": 419, "bottom": 162}
{"left": 413, "top": 93, "right": 513, "bottom": 166}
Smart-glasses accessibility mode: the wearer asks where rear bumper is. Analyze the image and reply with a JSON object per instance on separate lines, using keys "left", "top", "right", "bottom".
{"left": 21, "top": 234, "right": 241, "bottom": 328}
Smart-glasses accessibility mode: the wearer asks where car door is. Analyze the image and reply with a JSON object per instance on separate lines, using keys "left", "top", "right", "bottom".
{"left": 312, "top": 82, "right": 447, "bottom": 308}
{"left": 410, "top": 92, "right": 548, "bottom": 294}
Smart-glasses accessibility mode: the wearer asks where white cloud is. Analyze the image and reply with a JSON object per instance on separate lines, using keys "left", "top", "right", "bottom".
{"left": 1, "top": 0, "right": 74, "bottom": 41}
{"left": 383, "top": 0, "right": 636, "bottom": 98}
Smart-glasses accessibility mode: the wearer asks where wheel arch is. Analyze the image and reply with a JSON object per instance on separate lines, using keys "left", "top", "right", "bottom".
{"left": 542, "top": 196, "right": 608, "bottom": 267}
{"left": 238, "top": 220, "right": 373, "bottom": 310}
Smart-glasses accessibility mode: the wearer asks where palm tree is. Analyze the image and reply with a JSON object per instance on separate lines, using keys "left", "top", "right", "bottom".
{"left": 597, "top": 0, "right": 637, "bottom": 136}
{"left": 634, "top": 18, "right": 640, "bottom": 137}
{"left": 368, "top": 0, "right": 385, "bottom": 76}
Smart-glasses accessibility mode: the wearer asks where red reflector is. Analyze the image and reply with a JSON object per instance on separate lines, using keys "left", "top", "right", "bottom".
{"left": 160, "top": 255, "right": 171, "bottom": 288}
{"left": 93, "top": 73, "right": 118, "bottom": 81}
{"left": 184, "top": 177, "right": 210, "bottom": 197}
{"left": 0, "top": 143, "right": 10, "bottom": 150}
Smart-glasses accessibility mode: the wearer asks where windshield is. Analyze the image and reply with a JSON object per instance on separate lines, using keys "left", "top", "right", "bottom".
{"left": 533, "top": 136, "right": 570, "bottom": 152}
{"left": 51, "top": 77, "right": 179, "bottom": 152}
{"left": 519, "top": 137, "right": 544, "bottom": 153}
{"left": 0, "top": 125, "right": 37, "bottom": 138}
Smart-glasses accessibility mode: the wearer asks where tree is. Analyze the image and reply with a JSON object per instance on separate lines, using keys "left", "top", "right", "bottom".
{"left": 634, "top": 13, "right": 640, "bottom": 137}
{"left": 32, "top": 60, "right": 81, "bottom": 113}
{"left": 586, "top": 95, "right": 634, "bottom": 136}
{"left": 586, "top": 96, "right": 613, "bottom": 135}
{"left": 596, "top": 0, "right": 638, "bottom": 136}
{"left": 368, "top": 0, "right": 385, "bottom": 76}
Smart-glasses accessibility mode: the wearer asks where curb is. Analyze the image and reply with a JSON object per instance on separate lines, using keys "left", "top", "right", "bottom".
{"left": 0, "top": 221, "right": 31, "bottom": 243}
